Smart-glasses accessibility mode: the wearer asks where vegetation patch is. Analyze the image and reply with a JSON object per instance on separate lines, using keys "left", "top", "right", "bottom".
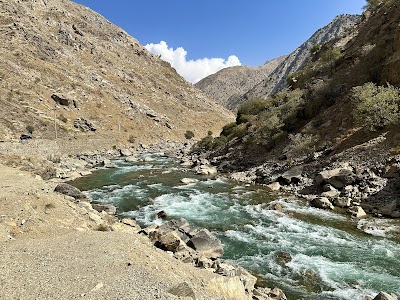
{"left": 352, "top": 82, "right": 400, "bottom": 130}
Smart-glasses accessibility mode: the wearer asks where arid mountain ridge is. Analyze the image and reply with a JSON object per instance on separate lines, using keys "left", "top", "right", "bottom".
{"left": 0, "top": 0, "right": 234, "bottom": 144}
{"left": 196, "top": 14, "right": 361, "bottom": 111}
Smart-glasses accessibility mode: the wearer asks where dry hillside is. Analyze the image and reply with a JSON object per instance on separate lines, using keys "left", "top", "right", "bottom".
{"left": 0, "top": 0, "right": 234, "bottom": 145}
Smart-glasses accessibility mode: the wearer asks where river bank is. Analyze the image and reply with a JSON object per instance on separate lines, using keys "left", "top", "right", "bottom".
{"left": 70, "top": 152, "right": 399, "bottom": 300}
{"left": 1, "top": 137, "right": 399, "bottom": 299}
{"left": 0, "top": 138, "right": 287, "bottom": 300}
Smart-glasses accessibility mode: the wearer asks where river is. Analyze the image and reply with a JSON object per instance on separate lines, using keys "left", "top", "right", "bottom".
{"left": 70, "top": 153, "right": 400, "bottom": 300}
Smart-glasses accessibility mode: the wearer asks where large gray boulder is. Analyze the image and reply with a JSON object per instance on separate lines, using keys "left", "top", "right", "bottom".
{"left": 91, "top": 203, "right": 117, "bottom": 215}
{"left": 54, "top": 183, "right": 89, "bottom": 201}
{"left": 315, "top": 167, "right": 355, "bottom": 189}
{"left": 310, "top": 197, "right": 334, "bottom": 210}
{"left": 373, "top": 292, "right": 398, "bottom": 300}
{"left": 187, "top": 228, "right": 223, "bottom": 259}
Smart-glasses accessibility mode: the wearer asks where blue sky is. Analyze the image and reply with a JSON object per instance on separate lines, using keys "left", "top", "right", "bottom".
{"left": 72, "top": 0, "right": 365, "bottom": 82}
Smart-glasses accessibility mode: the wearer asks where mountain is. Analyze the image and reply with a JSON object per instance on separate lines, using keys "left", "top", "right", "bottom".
{"left": 196, "top": 14, "right": 360, "bottom": 111}
{"left": 0, "top": 0, "right": 234, "bottom": 144}
{"left": 190, "top": 0, "right": 400, "bottom": 222}
{"left": 194, "top": 56, "right": 287, "bottom": 108}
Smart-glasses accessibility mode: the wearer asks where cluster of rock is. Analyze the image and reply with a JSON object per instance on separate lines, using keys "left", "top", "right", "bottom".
{"left": 73, "top": 118, "right": 97, "bottom": 132}
{"left": 139, "top": 219, "right": 287, "bottom": 300}
{"left": 180, "top": 156, "right": 218, "bottom": 175}
{"left": 235, "top": 159, "right": 400, "bottom": 219}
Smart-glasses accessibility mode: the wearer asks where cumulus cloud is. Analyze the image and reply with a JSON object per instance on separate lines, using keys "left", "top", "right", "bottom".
{"left": 145, "top": 41, "right": 241, "bottom": 83}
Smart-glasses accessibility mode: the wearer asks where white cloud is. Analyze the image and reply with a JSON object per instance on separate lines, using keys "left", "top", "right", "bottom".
{"left": 145, "top": 41, "right": 241, "bottom": 84}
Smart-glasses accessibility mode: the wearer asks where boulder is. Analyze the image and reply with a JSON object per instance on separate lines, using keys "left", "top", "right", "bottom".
{"left": 271, "top": 203, "right": 283, "bottom": 211}
{"left": 155, "top": 231, "right": 185, "bottom": 252}
{"left": 187, "top": 228, "right": 223, "bottom": 259}
{"left": 195, "top": 165, "right": 218, "bottom": 175}
{"left": 333, "top": 197, "right": 352, "bottom": 208}
{"left": 101, "top": 159, "right": 117, "bottom": 168}
{"left": 143, "top": 156, "right": 155, "bottom": 162}
{"left": 119, "top": 148, "right": 132, "bottom": 157}
{"left": 278, "top": 166, "right": 303, "bottom": 185}
{"left": 373, "top": 292, "right": 398, "bottom": 300}
{"left": 54, "top": 183, "right": 89, "bottom": 201}
{"left": 125, "top": 156, "right": 138, "bottom": 162}
{"left": 383, "top": 164, "right": 400, "bottom": 178}
{"left": 180, "top": 178, "right": 200, "bottom": 184}
{"left": 275, "top": 251, "right": 292, "bottom": 265}
{"left": 267, "top": 182, "right": 281, "bottom": 192}
{"left": 91, "top": 203, "right": 117, "bottom": 215}
{"left": 74, "top": 118, "right": 96, "bottom": 131}
{"left": 321, "top": 189, "right": 340, "bottom": 199}
{"left": 349, "top": 206, "right": 367, "bottom": 218}
{"left": 180, "top": 158, "right": 193, "bottom": 167}
{"left": 51, "top": 93, "right": 76, "bottom": 107}
{"left": 315, "top": 167, "right": 355, "bottom": 189}
{"left": 121, "top": 218, "right": 140, "bottom": 229}
{"left": 206, "top": 276, "right": 248, "bottom": 300}
{"left": 310, "top": 197, "right": 334, "bottom": 210}
{"left": 381, "top": 201, "right": 398, "bottom": 217}
{"left": 157, "top": 210, "right": 167, "bottom": 219}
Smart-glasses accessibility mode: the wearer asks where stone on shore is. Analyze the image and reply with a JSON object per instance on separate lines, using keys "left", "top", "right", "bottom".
{"left": 91, "top": 203, "right": 117, "bottom": 215}
{"left": 267, "top": 182, "right": 281, "bottom": 191}
{"left": 310, "top": 197, "right": 334, "bottom": 210}
{"left": 350, "top": 206, "right": 367, "bottom": 218}
{"left": 54, "top": 183, "right": 89, "bottom": 201}
{"left": 373, "top": 292, "right": 398, "bottom": 300}
{"left": 181, "top": 178, "right": 200, "bottom": 184}
{"left": 315, "top": 167, "right": 355, "bottom": 189}
{"left": 195, "top": 165, "right": 218, "bottom": 175}
{"left": 187, "top": 228, "right": 223, "bottom": 259}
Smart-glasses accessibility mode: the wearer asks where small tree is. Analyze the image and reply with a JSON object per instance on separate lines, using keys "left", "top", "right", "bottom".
{"left": 184, "top": 130, "right": 195, "bottom": 140}
{"left": 352, "top": 82, "right": 400, "bottom": 130}
{"left": 320, "top": 47, "right": 342, "bottom": 75}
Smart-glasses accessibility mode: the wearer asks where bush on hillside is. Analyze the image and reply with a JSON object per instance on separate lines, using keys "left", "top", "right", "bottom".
{"left": 184, "top": 130, "right": 195, "bottom": 140}
{"left": 236, "top": 89, "right": 305, "bottom": 147}
{"left": 352, "top": 82, "right": 400, "bottom": 130}
{"left": 285, "top": 133, "right": 319, "bottom": 159}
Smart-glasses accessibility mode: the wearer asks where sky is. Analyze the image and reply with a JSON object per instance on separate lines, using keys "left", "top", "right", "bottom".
{"left": 72, "top": 0, "right": 366, "bottom": 83}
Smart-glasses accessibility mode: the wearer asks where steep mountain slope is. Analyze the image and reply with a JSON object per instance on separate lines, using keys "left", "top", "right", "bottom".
{"left": 0, "top": 0, "right": 234, "bottom": 144}
{"left": 194, "top": 56, "right": 287, "bottom": 108}
{"left": 197, "top": 14, "right": 360, "bottom": 111}
{"left": 196, "top": 0, "right": 400, "bottom": 180}
{"left": 243, "top": 14, "right": 361, "bottom": 102}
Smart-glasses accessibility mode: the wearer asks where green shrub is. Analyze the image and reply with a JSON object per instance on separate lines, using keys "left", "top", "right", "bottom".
{"left": 127, "top": 135, "right": 135, "bottom": 143}
{"left": 285, "top": 133, "right": 318, "bottom": 159}
{"left": 184, "top": 130, "right": 195, "bottom": 140}
{"left": 221, "top": 123, "right": 237, "bottom": 137}
{"left": 352, "top": 82, "right": 400, "bottom": 130}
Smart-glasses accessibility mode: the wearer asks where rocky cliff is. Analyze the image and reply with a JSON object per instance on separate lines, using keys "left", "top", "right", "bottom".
{"left": 196, "top": 14, "right": 360, "bottom": 111}
{"left": 0, "top": 0, "right": 234, "bottom": 144}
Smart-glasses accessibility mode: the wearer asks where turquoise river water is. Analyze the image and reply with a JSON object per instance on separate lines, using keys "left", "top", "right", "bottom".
{"left": 71, "top": 153, "right": 400, "bottom": 300}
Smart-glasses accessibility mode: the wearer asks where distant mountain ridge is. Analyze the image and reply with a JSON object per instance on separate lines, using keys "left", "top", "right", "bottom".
{"left": 194, "top": 55, "right": 287, "bottom": 107}
{"left": 196, "top": 14, "right": 361, "bottom": 111}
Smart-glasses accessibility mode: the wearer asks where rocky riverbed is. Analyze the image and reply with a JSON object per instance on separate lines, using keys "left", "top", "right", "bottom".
{"left": 1, "top": 137, "right": 399, "bottom": 299}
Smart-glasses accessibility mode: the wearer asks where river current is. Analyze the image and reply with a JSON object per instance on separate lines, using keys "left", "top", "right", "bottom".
{"left": 71, "top": 153, "right": 400, "bottom": 300}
